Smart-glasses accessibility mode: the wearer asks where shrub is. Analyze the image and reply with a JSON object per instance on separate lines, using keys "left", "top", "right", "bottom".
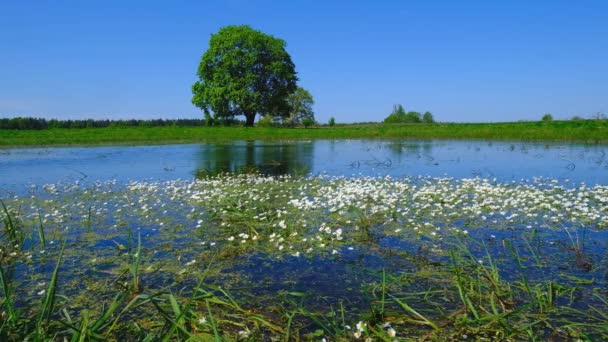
{"left": 422, "top": 111, "right": 435, "bottom": 123}
{"left": 257, "top": 115, "right": 274, "bottom": 127}
{"left": 302, "top": 117, "right": 315, "bottom": 128}
{"left": 384, "top": 104, "right": 406, "bottom": 123}
{"left": 542, "top": 113, "right": 553, "bottom": 122}
{"left": 404, "top": 111, "right": 422, "bottom": 123}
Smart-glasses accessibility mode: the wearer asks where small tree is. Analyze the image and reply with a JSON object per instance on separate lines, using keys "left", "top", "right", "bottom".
{"left": 286, "top": 87, "right": 315, "bottom": 127}
{"left": 404, "top": 111, "right": 422, "bottom": 123}
{"left": 542, "top": 113, "right": 553, "bottom": 122}
{"left": 328, "top": 117, "right": 336, "bottom": 127}
{"left": 422, "top": 111, "right": 435, "bottom": 123}
{"left": 384, "top": 104, "right": 407, "bottom": 123}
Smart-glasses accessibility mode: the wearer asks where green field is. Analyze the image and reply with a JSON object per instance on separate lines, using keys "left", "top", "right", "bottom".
{"left": 1, "top": 120, "right": 608, "bottom": 146}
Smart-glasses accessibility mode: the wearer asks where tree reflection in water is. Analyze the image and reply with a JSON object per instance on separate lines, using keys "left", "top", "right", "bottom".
{"left": 195, "top": 140, "right": 314, "bottom": 177}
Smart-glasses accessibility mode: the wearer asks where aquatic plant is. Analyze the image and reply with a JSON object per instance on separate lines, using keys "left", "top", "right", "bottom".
{"left": 0, "top": 174, "right": 607, "bottom": 339}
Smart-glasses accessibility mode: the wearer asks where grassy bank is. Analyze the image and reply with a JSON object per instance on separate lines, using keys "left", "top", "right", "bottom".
{"left": 1, "top": 120, "right": 608, "bottom": 146}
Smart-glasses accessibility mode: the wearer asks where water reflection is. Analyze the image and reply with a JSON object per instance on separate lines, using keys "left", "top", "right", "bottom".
{"left": 0, "top": 140, "right": 606, "bottom": 195}
{"left": 195, "top": 141, "right": 314, "bottom": 177}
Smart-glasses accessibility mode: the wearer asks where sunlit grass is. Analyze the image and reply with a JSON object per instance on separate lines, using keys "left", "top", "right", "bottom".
{"left": 1, "top": 119, "right": 608, "bottom": 146}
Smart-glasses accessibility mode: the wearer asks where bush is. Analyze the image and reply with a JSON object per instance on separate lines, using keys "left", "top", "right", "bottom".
{"left": 384, "top": 105, "right": 428, "bottom": 123}
{"left": 302, "top": 117, "right": 315, "bottom": 128}
{"left": 422, "top": 111, "right": 435, "bottom": 123}
{"left": 542, "top": 114, "right": 553, "bottom": 122}
{"left": 384, "top": 105, "right": 406, "bottom": 123}
{"left": 257, "top": 115, "right": 274, "bottom": 127}
{"left": 404, "top": 111, "right": 422, "bottom": 123}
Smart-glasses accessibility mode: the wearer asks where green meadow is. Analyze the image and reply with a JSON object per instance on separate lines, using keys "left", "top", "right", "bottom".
{"left": 1, "top": 120, "right": 608, "bottom": 147}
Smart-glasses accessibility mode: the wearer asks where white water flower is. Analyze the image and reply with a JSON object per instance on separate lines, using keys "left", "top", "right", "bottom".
{"left": 356, "top": 321, "right": 366, "bottom": 331}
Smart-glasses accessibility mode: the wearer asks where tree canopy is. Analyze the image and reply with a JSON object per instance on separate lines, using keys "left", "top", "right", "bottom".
{"left": 384, "top": 104, "right": 434, "bottom": 123}
{"left": 192, "top": 25, "right": 298, "bottom": 127}
{"left": 285, "top": 87, "right": 314, "bottom": 127}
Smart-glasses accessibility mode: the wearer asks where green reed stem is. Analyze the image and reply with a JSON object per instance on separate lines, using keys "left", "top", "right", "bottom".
{"left": 0, "top": 264, "right": 17, "bottom": 326}
{"left": 37, "top": 241, "right": 65, "bottom": 330}
{"left": 131, "top": 232, "right": 142, "bottom": 293}
{"left": 37, "top": 210, "right": 46, "bottom": 247}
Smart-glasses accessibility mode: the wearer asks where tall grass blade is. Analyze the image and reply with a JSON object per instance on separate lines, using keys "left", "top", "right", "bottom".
{"left": 37, "top": 210, "right": 46, "bottom": 247}
{"left": 131, "top": 232, "right": 142, "bottom": 293}
{"left": 0, "top": 265, "right": 17, "bottom": 325}
{"left": 37, "top": 241, "right": 65, "bottom": 330}
{"left": 205, "top": 299, "right": 222, "bottom": 342}
{"left": 389, "top": 294, "right": 438, "bottom": 330}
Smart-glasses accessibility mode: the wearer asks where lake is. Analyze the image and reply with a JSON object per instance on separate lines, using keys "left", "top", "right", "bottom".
{"left": 2, "top": 140, "right": 607, "bottom": 194}
{"left": 1, "top": 139, "right": 607, "bottom": 340}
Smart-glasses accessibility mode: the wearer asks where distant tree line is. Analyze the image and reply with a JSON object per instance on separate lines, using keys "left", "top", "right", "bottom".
{"left": 0, "top": 117, "right": 209, "bottom": 130}
{"left": 541, "top": 112, "right": 606, "bottom": 122}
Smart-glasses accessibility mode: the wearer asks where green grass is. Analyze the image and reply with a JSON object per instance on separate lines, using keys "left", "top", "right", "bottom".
{"left": 2, "top": 174, "right": 608, "bottom": 340}
{"left": 1, "top": 120, "right": 608, "bottom": 146}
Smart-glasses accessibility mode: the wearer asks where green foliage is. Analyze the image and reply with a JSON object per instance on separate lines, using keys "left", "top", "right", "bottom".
{"left": 384, "top": 105, "right": 423, "bottom": 123}
{"left": 203, "top": 111, "right": 215, "bottom": 126}
{"left": 302, "top": 117, "right": 315, "bottom": 128}
{"left": 405, "top": 111, "right": 422, "bottom": 123}
{"left": 0, "top": 117, "right": 208, "bottom": 130}
{"left": 192, "top": 25, "right": 298, "bottom": 127}
{"left": 542, "top": 113, "right": 554, "bottom": 122}
{"left": 257, "top": 115, "right": 274, "bottom": 127}
{"left": 328, "top": 117, "right": 336, "bottom": 127}
{"left": 384, "top": 104, "right": 406, "bottom": 123}
{"left": 422, "top": 111, "right": 435, "bottom": 123}
{"left": 285, "top": 87, "right": 315, "bottom": 127}
{"left": 2, "top": 120, "right": 608, "bottom": 145}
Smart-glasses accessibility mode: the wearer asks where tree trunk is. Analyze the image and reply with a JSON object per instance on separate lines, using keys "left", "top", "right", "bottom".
{"left": 244, "top": 112, "right": 256, "bottom": 127}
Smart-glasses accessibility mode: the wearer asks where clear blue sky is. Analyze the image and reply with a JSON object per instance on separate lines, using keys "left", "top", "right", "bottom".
{"left": 1, "top": 0, "right": 606, "bottom": 123}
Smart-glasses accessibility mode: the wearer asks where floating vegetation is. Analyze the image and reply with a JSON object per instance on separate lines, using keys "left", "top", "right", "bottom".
{"left": 1, "top": 174, "right": 608, "bottom": 340}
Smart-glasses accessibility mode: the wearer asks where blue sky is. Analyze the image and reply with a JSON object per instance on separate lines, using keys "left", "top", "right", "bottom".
{"left": 0, "top": 0, "right": 606, "bottom": 123}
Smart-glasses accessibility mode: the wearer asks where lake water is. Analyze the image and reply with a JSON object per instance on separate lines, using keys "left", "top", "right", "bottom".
{"left": 1, "top": 139, "right": 608, "bottom": 339}
{"left": 1, "top": 140, "right": 607, "bottom": 194}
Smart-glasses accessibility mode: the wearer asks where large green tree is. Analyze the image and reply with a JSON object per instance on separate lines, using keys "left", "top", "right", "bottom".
{"left": 192, "top": 25, "right": 298, "bottom": 127}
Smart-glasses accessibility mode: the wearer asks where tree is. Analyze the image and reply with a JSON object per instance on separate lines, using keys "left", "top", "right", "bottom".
{"left": 404, "top": 111, "right": 422, "bottom": 123}
{"left": 541, "top": 113, "right": 553, "bottom": 122}
{"left": 422, "top": 111, "right": 435, "bottom": 123}
{"left": 384, "top": 105, "right": 429, "bottom": 123}
{"left": 192, "top": 25, "right": 298, "bottom": 127}
{"left": 384, "top": 104, "right": 407, "bottom": 123}
{"left": 285, "top": 87, "right": 314, "bottom": 127}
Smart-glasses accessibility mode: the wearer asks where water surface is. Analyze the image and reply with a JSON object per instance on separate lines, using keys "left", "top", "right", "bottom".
{"left": 1, "top": 140, "right": 607, "bottom": 193}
